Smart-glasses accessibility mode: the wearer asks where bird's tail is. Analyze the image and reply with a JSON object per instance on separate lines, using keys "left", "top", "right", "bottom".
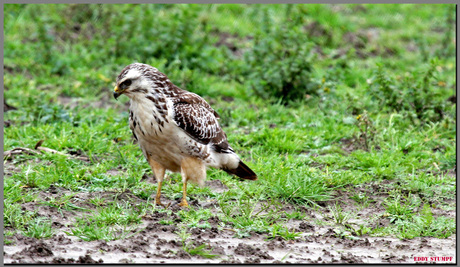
{"left": 224, "top": 160, "right": 257, "bottom": 180}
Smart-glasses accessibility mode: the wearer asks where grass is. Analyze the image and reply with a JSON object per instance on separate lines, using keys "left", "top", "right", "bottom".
{"left": 266, "top": 224, "right": 302, "bottom": 241}
{"left": 176, "top": 226, "right": 220, "bottom": 259}
{"left": 23, "top": 218, "right": 55, "bottom": 239}
{"left": 3, "top": 3, "right": 456, "bottom": 248}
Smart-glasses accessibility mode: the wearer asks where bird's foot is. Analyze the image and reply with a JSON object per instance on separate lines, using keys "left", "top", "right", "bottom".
{"left": 178, "top": 198, "right": 189, "bottom": 208}
{"left": 154, "top": 198, "right": 171, "bottom": 209}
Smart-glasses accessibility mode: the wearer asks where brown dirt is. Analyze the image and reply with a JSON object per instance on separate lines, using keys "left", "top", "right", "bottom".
{"left": 3, "top": 177, "right": 456, "bottom": 264}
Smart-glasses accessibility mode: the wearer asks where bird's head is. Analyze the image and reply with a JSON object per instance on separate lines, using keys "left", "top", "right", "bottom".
{"left": 114, "top": 63, "right": 168, "bottom": 100}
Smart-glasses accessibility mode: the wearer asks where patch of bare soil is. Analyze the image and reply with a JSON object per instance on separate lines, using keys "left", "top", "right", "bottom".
{"left": 3, "top": 180, "right": 456, "bottom": 264}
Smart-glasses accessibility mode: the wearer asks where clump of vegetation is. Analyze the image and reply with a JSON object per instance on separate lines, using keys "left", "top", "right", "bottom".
{"left": 176, "top": 226, "right": 220, "bottom": 259}
{"left": 354, "top": 111, "right": 376, "bottom": 151}
{"left": 381, "top": 194, "right": 456, "bottom": 239}
{"left": 369, "top": 59, "right": 453, "bottom": 124}
{"left": 243, "top": 6, "right": 319, "bottom": 103}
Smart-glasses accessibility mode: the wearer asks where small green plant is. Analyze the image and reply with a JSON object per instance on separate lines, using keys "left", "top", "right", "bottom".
{"left": 284, "top": 209, "right": 306, "bottom": 220}
{"left": 346, "top": 223, "right": 372, "bottom": 237}
{"left": 177, "top": 208, "right": 213, "bottom": 229}
{"left": 266, "top": 224, "right": 301, "bottom": 241}
{"left": 4, "top": 200, "right": 36, "bottom": 229}
{"left": 89, "top": 196, "right": 106, "bottom": 207}
{"left": 90, "top": 201, "right": 143, "bottom": 226}
{"left": 159, "top": 219, "right": 175, "bottom": 225}
{"left": 176, "top": 226, "right": 219, "bottom": 259}
{"left": 23, "top": 217, "right": 55, "bottom": 239}
{"left": 268, "top": 168, "right": 331, "bottom": 205}
{"left": 218, "top": 195, "right": 278, "bottom": 237}
{"left": 186, "top": 244, "right": 220, "bottom": 259}
{"left": 350, "top": 192, "right": 370, "bottom": 205}
{"left": 336, "top": 228, "right": 362, "bottom": 240}
{"left": 435, "top": 5, "right": 455, "bottom": 59}
{"left": 66, "top": 218, "right": 137, "bottom": 241}
{"left": 4, "top": 230, "right": 15, "bottom": 245}
{"left": 329, "top": 202, "right": 353, "bottom": 225}
{"left": 354, "top": 111, "right": 376, "bottom": 151}
{"left": 384, "top": 193, "right": 418, "bottom": 223}
{"left": 41, "top": 193, "right": 89, "bottom": 216}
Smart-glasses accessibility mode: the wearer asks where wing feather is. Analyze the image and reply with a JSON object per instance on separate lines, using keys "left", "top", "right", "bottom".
{"left": 174, "top": 103, "right": 218, "bottom": 144}
{"left": 172, "top": 93, "right": 231, "bottom": 153}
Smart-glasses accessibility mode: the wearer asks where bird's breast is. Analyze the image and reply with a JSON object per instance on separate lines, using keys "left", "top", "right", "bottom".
{"left": 129, "top": 97, "right": 174, "bottom": 139}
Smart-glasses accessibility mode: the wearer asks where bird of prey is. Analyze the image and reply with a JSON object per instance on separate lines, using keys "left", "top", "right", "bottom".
{"left": 113, "top": 63, "right": 257, "bottom": 207}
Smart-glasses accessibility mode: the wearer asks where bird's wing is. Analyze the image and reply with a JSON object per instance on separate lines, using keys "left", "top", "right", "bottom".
{"left": 173, "top": 94, "right": 232, "bottom": 153}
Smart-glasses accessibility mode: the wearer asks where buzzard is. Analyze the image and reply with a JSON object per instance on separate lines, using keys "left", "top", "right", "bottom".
{"left": 114, "top": 63, "right": 257, "bottom": 207}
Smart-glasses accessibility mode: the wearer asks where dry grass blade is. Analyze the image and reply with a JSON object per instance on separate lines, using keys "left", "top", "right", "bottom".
{"left": 4, "top": 140, "right": 90, "bottom": 162}
{"left": 3, "top": 147, "right": 39, "bottom": 159}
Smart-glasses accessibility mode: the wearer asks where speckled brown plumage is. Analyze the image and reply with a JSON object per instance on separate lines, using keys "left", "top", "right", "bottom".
{"left": 114, "top": 63, "right": 257, "bottom": 207}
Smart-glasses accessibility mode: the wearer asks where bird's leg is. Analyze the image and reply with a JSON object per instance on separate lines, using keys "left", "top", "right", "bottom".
{"left": 147, "top": 155, "right": 169, "bottom": 208}
{"left": 179, "top": 157, "right": 206, "bottom": 208}
{"left": 179, "top": 179, "right": 189, "bottom": 207}
{"left": 155, "top": 180, "right": 169, "bottom": 208}
{"left": 179, "top": 164, "right": 189, "bottom": 207}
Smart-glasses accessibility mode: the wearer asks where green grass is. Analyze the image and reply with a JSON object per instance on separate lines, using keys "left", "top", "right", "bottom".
{"left": 176, "top": 225, "right": 220, "bottom": 259}
{"left": 266, "top": 224, "right": 302, "bottom": 241}
{"left": 4, "top": 3, "right": 456, "bottom": 245}
{"left": 23, "top": 217, "right": 55, "bottom": 239}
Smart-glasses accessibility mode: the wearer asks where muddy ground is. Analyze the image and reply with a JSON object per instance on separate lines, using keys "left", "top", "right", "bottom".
{"left": 3, "top": 179, "right": 456, "bottom": 264}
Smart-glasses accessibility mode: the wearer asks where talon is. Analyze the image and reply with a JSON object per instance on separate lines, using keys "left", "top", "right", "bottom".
{"left": 155, "top": 198, "right": 170, "bottom": 208}
{"left": 179, "top": 198, "right": 189, "bottom": 208}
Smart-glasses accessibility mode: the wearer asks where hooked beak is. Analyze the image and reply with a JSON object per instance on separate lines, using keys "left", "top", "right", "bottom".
{"left": 113, "top": 86, "right": 122, "bottom": 100}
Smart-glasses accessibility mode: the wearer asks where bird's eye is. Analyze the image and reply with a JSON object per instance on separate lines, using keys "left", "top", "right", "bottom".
{"left": 120, "top": 79, "right": 132, "bottom": 89}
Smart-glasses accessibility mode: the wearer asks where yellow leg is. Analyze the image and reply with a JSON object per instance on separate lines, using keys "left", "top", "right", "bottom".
{"left": 179, "top": 157, "right": 206, "bottom": 208}
{"left": 179, "top": 181, "right": 189, "bottom": 207}
{"left": 146, "top": 154, "right": 169, "bottom": 208}
{"left": 154, "top": 180, "right": 170, "bottom": 208}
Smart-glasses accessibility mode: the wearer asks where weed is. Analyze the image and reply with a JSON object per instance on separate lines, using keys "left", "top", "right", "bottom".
{"left": 4, "top": 200, "right": 36, "bottom": 230}
{"left": 392, "top": 205, "right": 455, "bottom": 239}
{"left": 67, "top": 218, "right": 138, "bottom": 241}
{"left": 176, "top": 226, "right": 219, "bottom": 259}
{"left": 369, "top": 60, "right": 452, "bottom": 124}
{"left": 41, "top": 193, "right": 89, "bottom": 216}
{"left": 176, "top": 208, "right": 214, "bottom": 229}
{"left": 89, "top": 196, "right": 106, "bottom": 207}
{"left": 185, "top": 244, "right": 220, "bottom": 259}
{"left": 159, "top": 219, "right": 175, "bottom": 225}
{"left": 89, "top": 201, "right": 143, "bottom": 226}
{"left": 284, "top": 209, "right": 306, "bottom": 220}
{"left": 267, "top": 165, "right": 331, "bottom": 205}
{"left": 350, "top": 192, "right": 370, "bottom": 205}
{"left": 329, "top": 203, "right": 353, "bottom": 225}
{"left": 384, "top": 191, "right": 420, "bottom": 223}
{"left": 23, "top": 217, "right": 55, "bottom": 239}
{"left": 243, "top": 6, "right": 319, "bottom": 103}
{"left": 266, "top": 224, "right": 301, "bottom": 241}
{"left": 4, "top": 230, "right": 15, "bottom": 245}
{"left": 346, "top": 224, "right": 372, "bottom": 237}
{"left": 354, "top": 111, "right": 376, "bottom": 151}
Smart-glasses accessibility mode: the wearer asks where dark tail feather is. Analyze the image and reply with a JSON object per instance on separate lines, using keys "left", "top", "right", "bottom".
{"left": 224, "top": 161, "right": 257, "bottom": 180}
